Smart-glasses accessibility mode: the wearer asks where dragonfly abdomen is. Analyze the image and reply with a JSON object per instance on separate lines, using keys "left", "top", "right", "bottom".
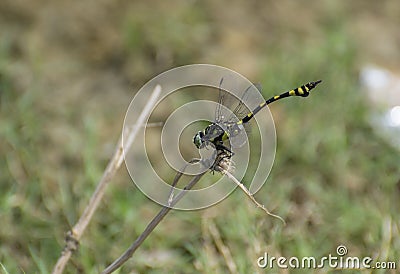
{"left": 239, "top": 80, "right": 322, "bottom": 124}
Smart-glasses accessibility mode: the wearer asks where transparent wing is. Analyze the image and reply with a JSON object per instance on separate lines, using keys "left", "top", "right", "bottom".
{"left": 226, "top": 83, "right": 262, "bottom": 148}
{"left": 214, "top": 77, "right": 225, "bottom": 124}
{"left": 212, "top": 80, "right": 262, "bottom": 149}
{"left": 227, "top": 83, "right": 262, "bottom": 123}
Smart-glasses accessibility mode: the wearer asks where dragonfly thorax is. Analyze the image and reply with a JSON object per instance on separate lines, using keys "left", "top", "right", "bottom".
{"left": 193, "top": 123, "right": 226, "bottom": 149}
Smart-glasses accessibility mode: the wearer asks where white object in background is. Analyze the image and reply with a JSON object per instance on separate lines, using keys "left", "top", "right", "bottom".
{"left": 360, "top": 65, "right": 400, "bottom": 150}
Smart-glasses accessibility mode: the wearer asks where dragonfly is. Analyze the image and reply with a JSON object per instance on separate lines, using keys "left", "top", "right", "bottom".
{"left": 193, "top": 79, "right": 322, "bottom": 159}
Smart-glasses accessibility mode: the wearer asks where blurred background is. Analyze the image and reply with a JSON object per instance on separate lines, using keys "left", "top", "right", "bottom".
{"left": 1, "top": 0, "right": 399, "bottom": 273}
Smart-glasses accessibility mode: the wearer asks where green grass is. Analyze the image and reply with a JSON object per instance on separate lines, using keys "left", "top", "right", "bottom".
{"left": 1, "top": 1, "right": 399, "bottom": 273}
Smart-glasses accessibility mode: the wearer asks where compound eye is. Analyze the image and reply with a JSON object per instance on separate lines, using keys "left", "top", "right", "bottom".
{"left": 193, "top": 132, "right": 203, "bottom": 148}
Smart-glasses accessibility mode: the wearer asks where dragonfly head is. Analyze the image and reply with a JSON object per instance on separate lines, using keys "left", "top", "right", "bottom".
{"left": 193, "top": 131, "right": 205, "bottom": 149}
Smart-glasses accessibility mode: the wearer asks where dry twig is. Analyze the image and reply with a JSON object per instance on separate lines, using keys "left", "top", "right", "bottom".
{"left": 101, "top": 154, "right": 232, "bottom": 273}
{"left": 217, "top": 166, "right": 286, "bottom": 225}
{"left": 101, "top": 167, "right": 207, "bottom": 274}
{"left": 52, "top": 85, "right": 162, "bottom": 274}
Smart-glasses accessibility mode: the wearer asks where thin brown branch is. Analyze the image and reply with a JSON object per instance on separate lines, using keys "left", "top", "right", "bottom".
{"left": 101, "top": 169, "right": 207, "bottom": 274}
{"left": 52, "top": 85, "right": 162, "bottom": 274}
{"left": 218, "top": 167, "right": 286, "bottom": 225}
{"left": 167, "top": 158, "right": 201, "bottom": 205}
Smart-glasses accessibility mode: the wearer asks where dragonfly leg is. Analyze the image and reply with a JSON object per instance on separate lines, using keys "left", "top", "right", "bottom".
{"left": 215, "top": 144, "right": 234, "bottom": 157}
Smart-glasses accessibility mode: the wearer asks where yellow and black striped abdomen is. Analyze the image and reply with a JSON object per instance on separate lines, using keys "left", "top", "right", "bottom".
{"left": 240, "top": 101, "right": 266, "bottom": 123}
{"left": 289, "top": 84, "right": 311, "bottom": 97}
{"left": 239, "top": 80, "right": 322, "bottom": 124}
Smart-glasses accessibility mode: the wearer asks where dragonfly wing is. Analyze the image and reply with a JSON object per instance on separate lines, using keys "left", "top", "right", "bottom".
{"left": 228, "top": 83, "right": 261, "bottom": 123}
{"left": 214, "top": 78, "right": 226, "bottom": 124}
